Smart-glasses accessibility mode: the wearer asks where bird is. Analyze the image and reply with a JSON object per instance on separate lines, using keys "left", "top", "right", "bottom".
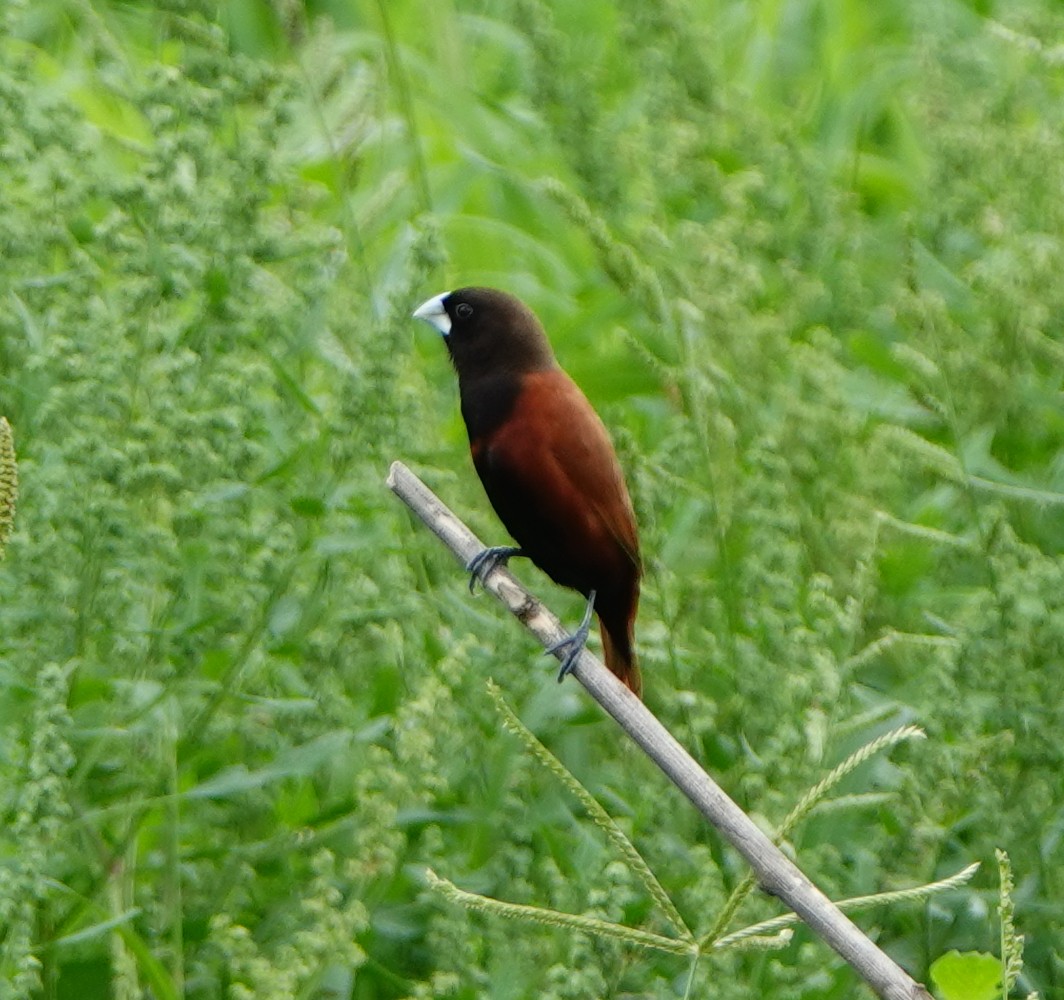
{"left": 413, "top": 287, "right": 642, "bottom": 698}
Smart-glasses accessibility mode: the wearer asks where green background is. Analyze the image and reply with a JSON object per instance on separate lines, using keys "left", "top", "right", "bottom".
{"left": 1, "top": 0, "right": 1062, "bottom": 997}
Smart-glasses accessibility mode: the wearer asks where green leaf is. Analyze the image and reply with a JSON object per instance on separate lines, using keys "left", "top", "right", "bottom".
{"left": 929, "top": 951, "right": 1001, "bottom": 1000}
{"left": 185, "top": 731, "right": 352, "bottom": 800}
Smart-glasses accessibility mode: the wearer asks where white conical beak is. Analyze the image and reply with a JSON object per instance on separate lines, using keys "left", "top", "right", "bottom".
{"left": 413, "top": 292, "right": 452, "bottom": 336}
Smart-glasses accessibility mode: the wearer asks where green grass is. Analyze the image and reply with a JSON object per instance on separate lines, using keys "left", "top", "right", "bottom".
{"left": 1, "top": 0, "right": 1063, "bottom": 997}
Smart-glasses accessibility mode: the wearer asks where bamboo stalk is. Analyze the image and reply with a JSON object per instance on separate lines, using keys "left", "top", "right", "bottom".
{"left": 386, "top": 460, "right": 934, "bottom": 1000}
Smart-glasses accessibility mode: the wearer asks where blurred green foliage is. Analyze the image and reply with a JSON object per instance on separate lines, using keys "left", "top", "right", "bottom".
{"left": 1, "top": 0, "right": 1062, "bottom": 997}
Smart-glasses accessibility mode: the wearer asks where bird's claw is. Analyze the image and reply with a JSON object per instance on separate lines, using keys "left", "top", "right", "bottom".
{"left": 548, "top": 590, "right": 596, "bottom": 683}
{"left": 549, "top": 632, "right": 587, "bottom": 681}
{"left": 466, "top": 546, "right": 523, "bottom": 593}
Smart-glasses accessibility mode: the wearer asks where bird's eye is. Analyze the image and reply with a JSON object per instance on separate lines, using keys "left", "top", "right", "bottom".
{"left": 455, "top": 302, "right": 474, "bottom": 320}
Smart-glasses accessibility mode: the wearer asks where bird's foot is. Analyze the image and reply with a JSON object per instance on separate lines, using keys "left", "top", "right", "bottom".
{"left": 466, "top": 546, "right": 524, "bottom": 593}
{"left": 548, "top": 590, "right": 597, "bottom": 682}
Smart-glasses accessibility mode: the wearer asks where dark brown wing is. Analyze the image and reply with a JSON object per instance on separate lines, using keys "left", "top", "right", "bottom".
{"left": 471, "top": 369, "right": 639, "bottom": 591}
{"left": 471, "top": 368, "right": 642, "bottom": 696}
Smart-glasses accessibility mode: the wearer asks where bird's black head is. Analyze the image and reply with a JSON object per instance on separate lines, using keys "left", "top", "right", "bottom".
{"left": 413, "top": 287, "right": 556, "bottom": 383}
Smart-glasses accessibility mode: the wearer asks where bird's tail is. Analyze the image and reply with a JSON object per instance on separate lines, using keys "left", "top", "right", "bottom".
{"left": 600, "top": 619, "right": 642, "bottom": 700}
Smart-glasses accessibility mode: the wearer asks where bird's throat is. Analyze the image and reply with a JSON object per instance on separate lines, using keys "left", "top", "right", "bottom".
{"left": 459, "top": 372, "right": 523, "bottom": 444}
